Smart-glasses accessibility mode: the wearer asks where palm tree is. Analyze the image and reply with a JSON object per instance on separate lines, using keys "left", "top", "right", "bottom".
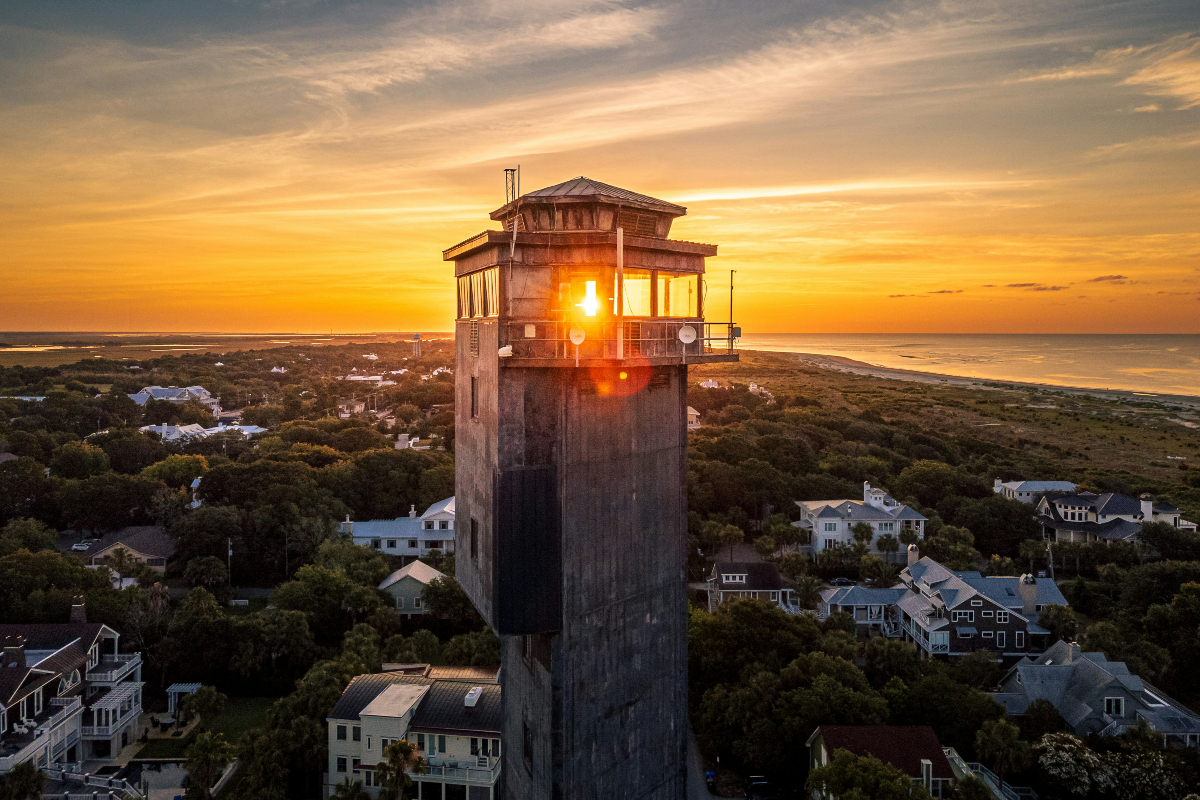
{"left": 184, "top": 730, "right": 234, "bottom": 800}
{"left": 330, "top": 777, "right": 371, "bottom": 800}
{"left": 1018, "top": 539, "right": 1045, "bottom": 573}
{"left": 106, "top": 546, "right": 135, "bottom": 582}
{"left": 375, "top": 739, "right": 426, "bottom": 800}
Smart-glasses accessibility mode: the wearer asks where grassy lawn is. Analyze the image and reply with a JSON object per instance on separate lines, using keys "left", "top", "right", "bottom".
{"left": 208, "top": 697, "right": 275, "bottom": 743}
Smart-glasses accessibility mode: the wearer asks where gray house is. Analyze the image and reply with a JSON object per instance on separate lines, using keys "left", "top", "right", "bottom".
{"left": 993, "top": 640, "right": 1200, "bottom": 747}
{"left": 378, "top": 561, "right": 446, "bottom": 617}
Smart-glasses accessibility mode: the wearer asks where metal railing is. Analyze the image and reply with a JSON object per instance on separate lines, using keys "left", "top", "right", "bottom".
{"left": 0, "top": 697, "right": 82, "bottom": 772}
{"left": 943, "top": 748, "right": 1038, "bottom": 800}
{"left": 82, "top": 704, "right": 140, "bottom": 738}
{"left": 87, "top": 654, "right": 141, "bottom": 683}
{"left": 501, "top": 319, "right": 737, "bottom": 360}
{"left": 410, "top": 759, "right": 500, "bottom": 785}
{"left": 902, "top": 618, "right": 949, "bottom": 653}
{"left": 42, "top": 766, "right": 144, "bottom": 799}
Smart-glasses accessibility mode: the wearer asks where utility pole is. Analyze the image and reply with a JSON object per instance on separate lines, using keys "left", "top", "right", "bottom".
{"left": 729, "top": 269, "right": 736, "bottom": 351}
{"left": 227, "top": 537, "right": 232, "bottom": 586}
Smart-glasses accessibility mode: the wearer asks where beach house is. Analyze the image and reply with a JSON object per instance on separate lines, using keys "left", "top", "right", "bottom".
{"left": 797, "top": 482, "right": 926, "bottom": 553}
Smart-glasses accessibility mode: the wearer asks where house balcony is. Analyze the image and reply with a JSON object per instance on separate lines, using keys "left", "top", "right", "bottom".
{"left": 902, "top": 618, "right": 949, "bottom": 654}
{"left": 412, "top": 757, "right": 501, "bottom": 786}
{"left": 0, "top": 696, "right": 83, "bottom": 772}
{"left": 82, "top": 685, "right": 142, "bottom": 739}
{"left": 87, "top": 653, "right": 141, "bottom": 685}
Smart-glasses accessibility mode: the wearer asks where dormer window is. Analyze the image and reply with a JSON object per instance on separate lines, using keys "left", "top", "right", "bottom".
{"left": 721, "top": 574, "right": 747, "bottom": 584}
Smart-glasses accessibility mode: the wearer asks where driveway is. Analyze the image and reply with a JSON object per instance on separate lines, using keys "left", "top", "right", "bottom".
{"left": 688, "top": 728, "right": 719, "bottom": 800}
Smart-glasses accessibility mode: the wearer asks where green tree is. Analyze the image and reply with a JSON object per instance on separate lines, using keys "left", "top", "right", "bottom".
{"left": 184, "top": 556, "right": 229, "bottom": 591}
{"left": 184, "top": 730, "right": 234, "bottom": 800}
{"left": 313, "top": 536, "right": 391, "bottom": 587}
{"left": 375, "top": 739, "right": 426, "bottom": 800}
{"left": 142, "top": 453, "right": 209, "bottom": 489}
{"left": 953, "top": 649, "right": 1002, "bottom": 690}
{"left": 892, "top": 460, "right": 989, "bottom": 509}
{"left": 921, "top": 525, "right": 981, "bottom": 571}
{"left": 753, "top": 535, "right": 778, "bottom": 561}
{"left": 1038, "top": 604, "right": 1077, "bottom": 643}
{"left": 50, "top": 440, "right": 110, "bottom": 479}
{"left": 875, "top": 533, "right": 899, "bottom": 557}
{"left": 806, "top": 749, "right": 932, "bottom": 800}
{"left": 700, "top": 520, "right": 743, "bottom": 561}
{"left": 779, "top": 553, "right": 808, "bottom": 580}
{"left": 0, "top": 518, "right": 58, "bottom": 555}
{"left": 444, "top": 629, "right": 501, "bottom": 667}
{"left": 179, "top": 685, "right": 228, "bottom": 728}
{"left": 892, "top": 673, "right": 1004, "bottom": 756}
{"left": 851, "top": 521, "right": 875, "bottom": 553}
{"left": 105, "top": 546, "right": 135, "bottom": 579}
{"left": 0, "top": 761, "right": 45, "bottom": 800}
{"left": 421, "top": 577, "right": 485, "bottom": 631}
{"left": 975, "top": 718, "right": 1030, "bottom": 785}
{"left": 1018, "top": 698, "right": 1066, "bottom": 743}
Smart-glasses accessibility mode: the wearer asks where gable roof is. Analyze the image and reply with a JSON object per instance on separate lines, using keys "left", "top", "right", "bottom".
{"left": 820, "top": 586, "right": 909, "bottom": 607}
{"left": 379, "top": 560, "right": 446, "bottom": 591}
{"left": 513, "top": 177, "right": 685, "bottom": 215}
{"left": 809, "top": 725, "right": 954, "bottom": 780}
{"left": 1001, "top": 480, "right": 1078, "bottom": 493}
{"left": 88, "top": 526, "right": 175, "bottom": 560}
{"left": 708, "top": 562, "right": 786, "bottom": 591}
{"left": 422, "top": 497, "right": 455, "bottom": 519}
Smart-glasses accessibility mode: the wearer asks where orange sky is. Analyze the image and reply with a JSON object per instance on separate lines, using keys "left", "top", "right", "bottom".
{"left": 1, "top": 0, "right": 1198, "bottom": 333}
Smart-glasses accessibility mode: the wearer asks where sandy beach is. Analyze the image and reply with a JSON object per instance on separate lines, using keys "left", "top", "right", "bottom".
{"left": 779, "top": 351, "right": 1200, "bottom": 413}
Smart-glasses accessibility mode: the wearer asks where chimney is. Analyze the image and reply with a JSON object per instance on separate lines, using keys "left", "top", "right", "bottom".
{"left": 994, "top": 478, "right": 1003, "bottom": 493}
{"left": 464, "top": 686, "right": 482, "bottom": 708}
{"left": 339, "top": 515, "right": 353, "bottom": 535}
{"left": 1140, "top": 494, "right": 1154, "bottom": 520}
{"left": 907, "top": 543, "right": 919, "bottom": 568}
{"left": 70, "top": 596, "right": 87, "bottom": 624}
{"left": 409, "top": 504, "right": 417, "bottom": 519}
{"left": 3, "top": 636, "right": 26, "bottom": 669}
{"left": 863, "top": 481, "right": 871, "bottom": 502}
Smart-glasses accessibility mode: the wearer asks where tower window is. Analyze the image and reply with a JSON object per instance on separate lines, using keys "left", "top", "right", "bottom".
{"left": 523, "top": 721, "right": 533, "bottom": 763}
{"left": 469, "top": 322, "right": 480, "bottom": 356}
{"left": 471, "top": 376, "right": 478, "bottom": 418}
{"left": 470, "top": 518, "right": 478, "bottom": 559}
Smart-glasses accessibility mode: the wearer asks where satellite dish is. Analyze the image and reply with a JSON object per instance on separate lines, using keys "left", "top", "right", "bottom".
{"left": 678, "top": 325, "right": 697, "bottom": 344}
{"left": 569, "top": 327, "right": 586, "bottom": 346}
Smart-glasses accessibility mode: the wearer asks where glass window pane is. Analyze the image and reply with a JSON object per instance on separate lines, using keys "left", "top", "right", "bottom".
{"left": 621, "top": 270, "right": 652, "bottom": 316}
{"left": 657, "top": 274, "right": 698, "bottom": 317}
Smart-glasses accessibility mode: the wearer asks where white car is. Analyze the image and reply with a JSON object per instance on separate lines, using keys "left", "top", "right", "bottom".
{"left": 70, "top": 542, "right": 93, "bottom": 551}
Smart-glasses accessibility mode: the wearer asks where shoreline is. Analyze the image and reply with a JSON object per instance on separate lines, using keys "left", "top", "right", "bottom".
{"left": 761, "top": 350, "right": 1200, "bottom": 411}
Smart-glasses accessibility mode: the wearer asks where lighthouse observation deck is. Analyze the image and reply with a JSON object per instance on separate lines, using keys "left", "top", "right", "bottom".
{"left": 443, "top": 177, "right": 739, "bottom": 368}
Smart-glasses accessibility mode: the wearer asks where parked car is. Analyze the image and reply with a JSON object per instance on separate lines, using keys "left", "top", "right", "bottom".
{"left": 71, "top": 541, "right": 93, "bottom": 551}
{"left": 828, "top": 577, "right": 855, "bottom": 587}
{"left": 746, "top": 776, "right": 782, "bottom": 800}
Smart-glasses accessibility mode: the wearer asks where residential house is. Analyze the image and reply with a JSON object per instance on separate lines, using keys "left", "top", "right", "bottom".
{"left": 139, "top": 423, "right": 209, "bottom": 442}
{"left": 895, "top": 554, "right": 1068, "bottom": 660}
{"left": 127, "top": 385, "right": 220, "bottom": 414}
{"left": 325, "top": 668, "right": 501, "bottom": 799}
{"left": 1038, "top": 491, "right": 1196, "bottom": 543}
{"left": 0, "top": 601, "right": 143, "bottom": 771}
{"left": 61, "top": 526, "right": 175, "bottom": 574}
{"left": 686, "top": 406, "right": 701, "bottom": 430}
{"left": 705, "top": 562, "right": 793, "bottom": 612}
{"left": 993, "top": 640, "right": 1200, "bottom": 747}
{"left": 818, "top": 586, "right": 909, "bottom": 638}
{"left": 993, "top": 479, "right": 1078, "bottom": 503}
{"left": 340, "top": 498, "right": 456, "bottom": 562}
{"left": 698, "top": 379, "right": 720, "bottom": 389}
{"left": 806, "top": 725, "right": 955, "bottom": 798}
{"left": 797, "top": 482, "right": 927, "bottom": 553}
{"left": 379, "top": 561, "right": 446, "bottom": 617}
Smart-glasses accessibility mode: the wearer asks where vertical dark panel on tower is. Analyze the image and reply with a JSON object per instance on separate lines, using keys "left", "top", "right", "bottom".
{"left": 495, "top": 465, "right": 562, "bottom": 635}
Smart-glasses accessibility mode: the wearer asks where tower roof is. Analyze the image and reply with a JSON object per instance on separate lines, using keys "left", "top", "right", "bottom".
{"left": 491, "top": 176, "right": 685, "bottom": 219}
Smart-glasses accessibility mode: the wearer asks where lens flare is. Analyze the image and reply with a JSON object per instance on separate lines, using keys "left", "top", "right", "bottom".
{"left": 580, "top": 280, "right": 599, "bottom": 317}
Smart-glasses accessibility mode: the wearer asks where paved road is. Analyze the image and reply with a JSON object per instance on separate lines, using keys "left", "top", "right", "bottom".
{"left": 687, "top": 728, "right": 719, "bottom": 800}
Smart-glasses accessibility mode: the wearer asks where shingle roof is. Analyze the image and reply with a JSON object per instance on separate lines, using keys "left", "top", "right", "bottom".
{"left": 426, "top": 666, "right": 500, "bottom": 683}
{"left": 410, "top": 680, "right": 502, "bottom": 737}
{"left": 709, "top": 562, "right": 785, "bottom": 591}
{"left": 821, "top": 586, "right": 909, "bottom": 607}
{"left": 90, "top": 526, "right": 175, "bottom": 559}
{"left": 811, "top": 726, "right": 954, "bottom": 780}
{"left": 0, "top": 624, "right": 106, "bottom": 653}
{"left": 379, "top": 560, "right": 445, "bottom": 591}
{"left": 518, "top": 177, "right": 685, "bottom": 215}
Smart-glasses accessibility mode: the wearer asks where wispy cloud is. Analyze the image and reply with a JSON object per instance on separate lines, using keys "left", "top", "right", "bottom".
{"left": 1088, "top": 274, "right": 1128, "bottom": 282}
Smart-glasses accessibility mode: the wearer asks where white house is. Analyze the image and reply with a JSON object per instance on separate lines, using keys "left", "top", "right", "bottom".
{"left": 797, "top": 482, "right": 927, "bottom": 553}
{"left": 139, "top": 423, "right": 208, "bottom": 442}
{"left": 686, "top": 407, "right": 701, "bottom": 430}
{"left": 325, "top": 669, "right": 501, "bottom": 799}
{"left": 340, "top": 498, "right": 456, "bottom": 562}
{"left": 127, "top": 386, "right": 220, "bottom": 414}
{"left": 993, "top": 479, "right": 1078, "bottom": 503}
{"left": 698, "top": 379, "right": 720, "bottom": 389}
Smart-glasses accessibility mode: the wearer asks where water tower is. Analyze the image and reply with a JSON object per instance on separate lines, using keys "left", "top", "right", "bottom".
{"left": 445, "top": 176, "right": 737, "bottom": 800}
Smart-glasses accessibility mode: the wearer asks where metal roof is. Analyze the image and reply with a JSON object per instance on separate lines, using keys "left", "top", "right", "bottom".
{"left": 517, "top": 177, "right": 685, "bottom": 215}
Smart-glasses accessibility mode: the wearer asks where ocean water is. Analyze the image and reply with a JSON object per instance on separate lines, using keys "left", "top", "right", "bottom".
{"left": 737, "top": 334, "right": 1200, "bottom": 398}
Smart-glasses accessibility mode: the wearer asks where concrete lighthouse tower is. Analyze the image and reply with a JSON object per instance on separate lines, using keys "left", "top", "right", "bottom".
{"left": 445, "top": 176, "right": 737, "bottom": 800}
